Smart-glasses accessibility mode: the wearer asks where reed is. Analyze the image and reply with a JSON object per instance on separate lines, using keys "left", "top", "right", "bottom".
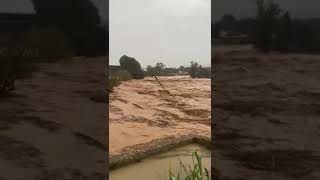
{"left": 168, "top": 151, "right": 210, "bottom": 180}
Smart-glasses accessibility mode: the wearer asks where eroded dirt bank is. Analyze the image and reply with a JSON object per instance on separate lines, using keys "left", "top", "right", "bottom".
{"left": 109, "top": 76, "right": 211, "bottom": 156}
{"left": 0, "top": 57, "right": 107, "bottom": 179}
{"left": 213, "top": 45, "right": 320, "bottom": 180}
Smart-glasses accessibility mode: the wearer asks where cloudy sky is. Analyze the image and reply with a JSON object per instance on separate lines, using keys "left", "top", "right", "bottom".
{"left": 0, "top": 0, "right": 107, "bottom": 21}
{"left": 109, "top": 0, "right": 211, "bottom": 68}
{"left": 0, "top": 0, "right": 34, "bottom": 13}
{"left": 213, "top": 0, "right": 320, "bottom": 22}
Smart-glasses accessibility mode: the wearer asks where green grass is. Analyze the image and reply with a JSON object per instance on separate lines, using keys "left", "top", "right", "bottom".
{"left": 169, "top": 151, "right": 210, "bottom": 180}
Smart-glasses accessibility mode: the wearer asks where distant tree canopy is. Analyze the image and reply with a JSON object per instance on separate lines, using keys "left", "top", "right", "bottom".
{"left": 254, "top": 0, "right": 282, "bottom": 52}
{"left": 220, "top": 14, "right": 236, "bottom": 30}
{"left": 23, "top": 27, "right": 74, "bottom": 58}
{"left": 145, "top": 62, "right": 210, "bottom": 78}
{"left": 152, "top": 62, "right": 166, "bottom": 76}
{"left": 273, "top": 11, "right": 292, "bottom": 52}
{"left": 189, "top": 61, "right": 210, "bottom": 79}
{"left": 31, "top": 0, "right": 100, "bottom": 27}
{"left": 30, "top": 0, "right": 107, "bottom": 56}
{"left": 213, "top": 0, "right": 320, "bottom": 53}
{"left": 146, "top": 65, "right": 155, "bottom": 76}
{"left": 145, "top": 62, "right": 180, "bottom": 77}
{"left": 119, "top": 55, "right": 144, "bottom": 79}
{"left": 254, "top": 0, "right": 318, "bottom": 53}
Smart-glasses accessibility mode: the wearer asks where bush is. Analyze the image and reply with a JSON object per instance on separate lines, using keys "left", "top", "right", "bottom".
{"left": 0, "top": 55, "right": 36, "bottom": 94}
{"left": 23, "top": 27, "right": 74, "bottom": 59}
{"left": 109, "top": 70, "right": 132, "bottom": 91}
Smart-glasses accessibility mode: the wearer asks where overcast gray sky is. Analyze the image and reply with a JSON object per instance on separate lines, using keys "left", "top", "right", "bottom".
{"left": 0, "top": 0, "right": 106, "bottom": 21}
{"left": 213, "top": 0, "right": 320, "bottom": 22}
{"left": 109, "top": 0, "right": 211, "bottom": 68}
{"left": 0, "top": 0, "right": 34, "bottom": 13}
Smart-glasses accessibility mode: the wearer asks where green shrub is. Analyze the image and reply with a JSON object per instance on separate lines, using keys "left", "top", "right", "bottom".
{"left": 0, "top": 56, "right": 37, "bottom": 94}
{"left": 0, "top": 38, "right": 41, "bottom": 94}
{"left": 109, "top": 70, "right": 132, "bottom": 91}
{"left": 169, "top": 151, "right": 210, "bottom": 180}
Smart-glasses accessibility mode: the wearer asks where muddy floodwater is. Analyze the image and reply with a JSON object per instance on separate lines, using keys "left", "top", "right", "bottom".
{"left": 109, "top": 76, "right": 211, "bottom": 156}
{"left": 109, "top": 144, "right": 211, "bottom": 180}
{"left": 213, "top": 46, "right": 320, "bottom": 179}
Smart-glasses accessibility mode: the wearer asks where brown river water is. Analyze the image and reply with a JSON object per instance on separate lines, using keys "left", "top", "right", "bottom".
{"left": 109, "top": 144, "right": 211, "bottom": 180}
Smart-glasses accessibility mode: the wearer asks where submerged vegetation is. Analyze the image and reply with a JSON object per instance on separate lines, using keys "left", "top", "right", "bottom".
{"left": 189, "top": 61, "right": 211, "bottom": 79}
{"left": 145, "top": 61, "right": 210, "bottom": 78}
{"left": 169, "top": 151, "right": 210, "bottom": 180}
{"left": 109, "top": 55, "right": 142, "bottom": 91}
{"left": 109, "top": 70, "right": 132, "bottom": 92}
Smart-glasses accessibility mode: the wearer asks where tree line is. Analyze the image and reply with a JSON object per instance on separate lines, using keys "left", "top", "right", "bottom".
{"left": 108, "top": 55, "right": 211, "bottom": 92}
{"left": 30, "top": 0, "right": 107, "bottom": 57}
{"left": 1, "top": 0, "right": 106, "bottom": 95}
{"left": 212, "top": 0, "right": 320, "bottom": 53}
{"left": 113, "top": 55, "right": 211, "bottom": 79}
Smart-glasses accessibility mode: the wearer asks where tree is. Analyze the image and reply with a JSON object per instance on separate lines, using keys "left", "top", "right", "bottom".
{"left": 221, "top": 14, "right": 236, "bottom": 30}
{"left": 146, "top": 65, "right": 155, "bottom": 76}
{"left": 293, "top": 22, "right": 313, "bottom": 52}
{"left": 154, "top": 62, "right": 166, "bottom": 75}
{"left": 254, "top": 0, "right": 282, "bottom": 53}
{"left": 119, "top": 55, "right": 144, "bottom": 79}
{"left": 30, "top": 0, "right": 105, "bottom": 56}
{"left": 189, "top": 61, "right": 210, "bottom": 78}
{"left": 190, "top": 61, "right": 200, "bottom": 78}
{"left": 273, "top": 11, "right": 292, "bottom": 52}
{"left": 179, "top": 66, "right": 185, "bottom": 72}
